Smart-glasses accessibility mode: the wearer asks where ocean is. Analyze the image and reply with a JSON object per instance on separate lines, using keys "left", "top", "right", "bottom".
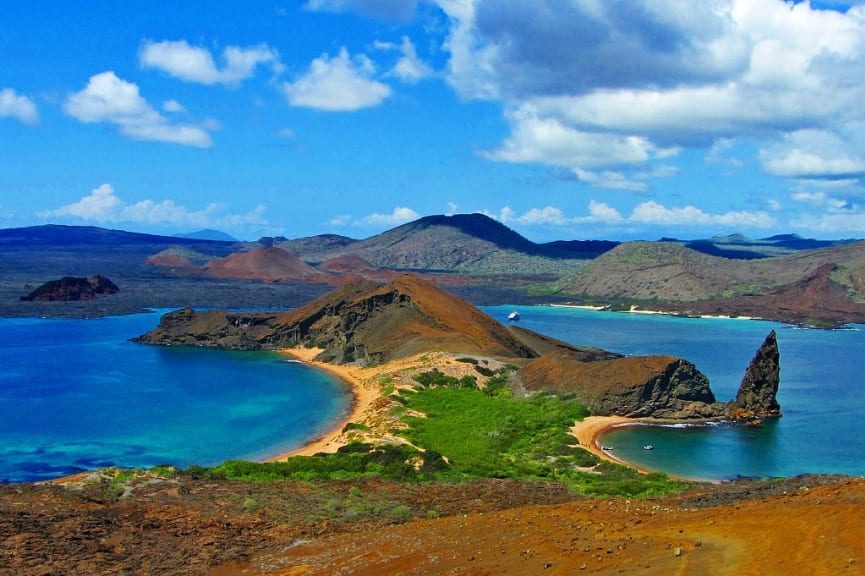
{"left": 0, "top": 311, "right": 350, "bottom": 483}
{"left": 484, "top": 305, "right": 865, "bottom": 481}
{"left": 2, "top": 305, "right": 863, "bottom": 483}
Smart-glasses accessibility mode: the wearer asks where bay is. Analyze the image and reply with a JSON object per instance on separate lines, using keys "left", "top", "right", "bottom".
{"left": 483, "top": 305, "right": 865, "bottom": 481}
{"left": 0, "top": 311, "right": 351, "bottom": 483}
{"left": 3, "top": 304, "right": 863, "bottom": 484}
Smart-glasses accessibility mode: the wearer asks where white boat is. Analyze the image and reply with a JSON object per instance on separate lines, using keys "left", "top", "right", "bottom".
{"left": 508, "top": 310, "right": 520, "bottom": 321}
{"left": 643, "top": 444, "right": 654, "bottom": 451}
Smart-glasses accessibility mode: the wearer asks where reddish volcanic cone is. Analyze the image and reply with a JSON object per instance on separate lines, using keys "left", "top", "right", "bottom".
{"left": 202, "top": 246, "right": 327, "bottom": 282}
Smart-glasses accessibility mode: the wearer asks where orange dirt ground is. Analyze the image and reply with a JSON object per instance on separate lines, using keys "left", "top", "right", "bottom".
{"left": 210, "top": 477, "right": 864, "bottom": 576}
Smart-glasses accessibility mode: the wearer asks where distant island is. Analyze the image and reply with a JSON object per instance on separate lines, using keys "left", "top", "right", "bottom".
{"left": 3, "top": 214, "right": 865, "bottom": 327}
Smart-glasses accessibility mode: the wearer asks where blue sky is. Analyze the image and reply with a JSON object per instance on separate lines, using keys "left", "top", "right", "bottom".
{"left": 2, "top": 0, "right": 865, "bottom": 242}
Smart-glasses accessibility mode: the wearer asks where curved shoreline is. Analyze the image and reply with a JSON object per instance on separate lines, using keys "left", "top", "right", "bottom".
{"left": 266, "top": 347, "right": 380, "bottom": 460}
{"left": 571, "top": 416, "right": 652, "bottom": 472}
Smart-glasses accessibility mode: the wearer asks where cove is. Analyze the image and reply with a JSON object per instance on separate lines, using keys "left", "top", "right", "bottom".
{"left": 0, "top": 311, "right": 351, "bottom": 483}
{"left": 483, "top": 305, "right": 865, "bottom": 481}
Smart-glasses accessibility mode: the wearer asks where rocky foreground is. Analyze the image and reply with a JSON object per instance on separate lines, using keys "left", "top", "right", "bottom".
{"left": 1, "top": 473, "right": 861, "bottom": 575}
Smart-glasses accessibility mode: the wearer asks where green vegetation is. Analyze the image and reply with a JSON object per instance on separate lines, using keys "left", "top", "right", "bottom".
{"left": 176, "top": 366, "right": 684, "bottom": 499}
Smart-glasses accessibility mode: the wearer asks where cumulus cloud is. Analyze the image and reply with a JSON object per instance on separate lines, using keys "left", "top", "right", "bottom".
{"left": 305, "top": 0, "right": 418, "bottom": 21}
{"left": 283, "top": 48, "right": 391, "bottom": 111}
{"left": 496, "top": 200, "right": 776, "bottom": 230}
{"left": 0, "top": 88, "right": 38, "bottom": 124}
{"left": 760, "top": 129, "right": 865, "bottom": 179}
{"left": 63, "top": 71, "right": 213, "bottom": 147}
{"left": 39, "top": 183, "right": 269, "bottom": 230}
{"left": 377, "top": 36, "right": 433, "bottom": 83}
{"left": 353, "top": 206, "right": 420, "bottom": 226}
{"left": 140, "top": 40, "right": 281, "bottom": 85}
{"left": 435, "top": 0, "right": 865, "bottom": 184}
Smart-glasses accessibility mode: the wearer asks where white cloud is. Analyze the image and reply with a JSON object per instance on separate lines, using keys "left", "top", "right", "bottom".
{"left": 484, "top": 109, "right": 671, "bottom": 170}
{"left": 63, "top": 71, "right": 213, "bottom": 147}
{"left": 282, "top": 48, "right": 391, "bottom": 111}
{"left": 162, "top": 99, "right": 184, "bottom": 113}
{"left": 353, "top": 206, "right": 419, "bottom": 226}
{"left": 0, "top": 88, "right": 38, "bottom": 124}
{"left": 39, "top": 183, "right": 269, "bottom": 230}
{"left": 493, "top": 200, "right": 775, "bottom": 230}
{"left": 760, "top": 129, "right": 865, "bottom": 179}
{"left": 629, "top": 200, "right": 777, "bottom": 228}
{"left": 572, "top": 169, "right": 648, "bottom": 192}
{"left": 499, "top": 205, "right": 570, "bottom": 225}
{"left": 304, "top": 0, "right": 418, "bottom": 21}
{"left": 381, "top": 36, "right": 433, "bottom": 83}
{"left": 435, "top": 0, "right": 865, "bottom": 184}
{"left": 139, "top": 40, "right": 281, "bottom": 86}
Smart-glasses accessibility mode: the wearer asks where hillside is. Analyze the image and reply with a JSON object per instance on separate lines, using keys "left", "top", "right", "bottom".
{"left": 554, "top": 239, "right": 865, "bottom": 325}
{"left": 285, "top": 213, "right": 601, "bottom": 274}
{"left": 200, "top": 246, "right": 328, "bottom": 283}
{"left": 135, "top": 275, "right": 538, "bottom": 362}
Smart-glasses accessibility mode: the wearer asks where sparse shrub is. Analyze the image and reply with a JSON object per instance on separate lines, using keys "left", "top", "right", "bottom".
{"left": 241, "top": 497, "right": 260, "bottom": 512}
{"left": 390, "top": 504, "right": 413, "bottom": 524}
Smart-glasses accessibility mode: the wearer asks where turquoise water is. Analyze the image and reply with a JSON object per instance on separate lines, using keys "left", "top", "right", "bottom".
{"left": 0, "top": 312, "right": 351, "bottom": 483}
{"left": 484, "top": 305, "right": 865, "bottom": 481}
{"left": 3, "top": 305, "right": 864, "bottom": 483}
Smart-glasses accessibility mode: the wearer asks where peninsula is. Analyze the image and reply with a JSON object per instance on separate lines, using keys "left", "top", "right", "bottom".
{"left": 135, "top": 274, "right": 782, "bottom": 461}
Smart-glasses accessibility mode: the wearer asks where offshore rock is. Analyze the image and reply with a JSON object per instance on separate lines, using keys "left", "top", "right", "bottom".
{"left": 727, "top": 330, "right": 782, "bottom": 420}
{"left": 20, "top": 275, "right": 119, "bottom": 302}
{"left": 518, "top": 351, "right": 722, "bottom": 419}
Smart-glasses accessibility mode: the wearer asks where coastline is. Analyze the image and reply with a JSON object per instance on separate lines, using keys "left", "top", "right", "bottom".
{"left": 266, "top": 347, "right": 380, "bottom": 460}
{"left": 571, "top": 416, "right": 653, "bottom": 473}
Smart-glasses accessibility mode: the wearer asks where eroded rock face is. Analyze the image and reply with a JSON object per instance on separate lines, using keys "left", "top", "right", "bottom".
{"left": 518, "top": 352, "right": 723, "bottom": 419}
{"left": 134, "top": 275, "right": 537, "bottom": 362}
{"left": 20, "top": 275, "right": 119, "bottom": 302}
{"left": 727, "top": 330, "right": 782, "bottom": 420}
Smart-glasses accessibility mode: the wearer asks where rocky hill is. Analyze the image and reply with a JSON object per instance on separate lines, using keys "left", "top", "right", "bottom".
{"left": 20, "top": 275, "right": 119, "bottom": 302}
{"left": 135, "top": 275, "right": 537, "bottom": 363}
{"left": 553, "top": 239, "right": 865, "bottom": 325}
{"left": 200, "top": 246, "right": 328, "bottom": 283}
{"left": 136, "top": 275, "right": 779, "bottom": 421}
{"left": 278, "top": 213, "right": 604, "bottom": 275}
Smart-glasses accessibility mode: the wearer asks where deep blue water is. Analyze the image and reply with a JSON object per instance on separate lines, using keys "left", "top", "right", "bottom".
{"left": 3, "top": 305, "right": 864, "bottom": 483}
{"left": 484, "top": 305, "right": 865, "bottom": 481}
{"left": 0, "top": 312, "right": 350, "bottom": 483}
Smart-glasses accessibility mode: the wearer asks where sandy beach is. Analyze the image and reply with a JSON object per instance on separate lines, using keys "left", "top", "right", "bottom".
{"left": 267, "top": 347, "right": 381, "bottom": 460}
{"left": 571, "top": 415, "right": 667, "bottom": 476}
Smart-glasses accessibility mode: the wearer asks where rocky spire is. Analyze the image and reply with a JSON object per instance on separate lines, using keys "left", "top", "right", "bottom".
{"left": 727, "top": 330, "right": 781, "bottom": 421}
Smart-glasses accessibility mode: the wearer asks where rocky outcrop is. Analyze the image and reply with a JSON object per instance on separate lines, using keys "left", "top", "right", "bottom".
{"left": 726, "top": 330, "right": 782, "bottom": 421}
{"left": 518, "top": 351, "right": 723, "bottom": 419}
{"left": 135, "top": 275, "right": 778, "bottom": 421}
{"left": 20, "top": 275, "right": 119, "bottom": 302}
{"left": 134, "top": 275, "right": 538, "bottom": 363}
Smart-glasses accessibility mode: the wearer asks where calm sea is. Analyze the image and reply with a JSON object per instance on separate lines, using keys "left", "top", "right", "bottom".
{"left": 484, "top": 305, "right": 865, "bottom": 481}
{"left": 2, "top": 306, "right": 863, "bottom": 483}
{"left": 0, "top": 311, "right": 350, "bottom": 483}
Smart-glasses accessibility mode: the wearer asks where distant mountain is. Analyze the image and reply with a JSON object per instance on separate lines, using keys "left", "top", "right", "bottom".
{"left": 0, "top": 224, "right": 234, "bottom": 248}
{"left": 552, "top": 239, "right": 865, "bottom": 326}
{"left": 678, "top": 232, "right": 857, "bottom": 259}
{"left": 201, "top": 246, "right": 327, "bottom": 282}
{"left": 292, "top": 213, "right": 613, "bottom": 274}
{"left": 173, "top": 229, "right": 238, "bottom": 242}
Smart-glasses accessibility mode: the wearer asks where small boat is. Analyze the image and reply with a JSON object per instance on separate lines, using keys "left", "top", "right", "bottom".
{"left": 507, "top": 310, "right": 520, "bottom": 321}
{"left": 643, "top": 444, "right": 654, "bottom": 451}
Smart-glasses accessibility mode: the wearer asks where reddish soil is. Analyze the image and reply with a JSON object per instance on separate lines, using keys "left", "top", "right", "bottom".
{"left": 2, "top": 474, "right": 861, "bottom": 576}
